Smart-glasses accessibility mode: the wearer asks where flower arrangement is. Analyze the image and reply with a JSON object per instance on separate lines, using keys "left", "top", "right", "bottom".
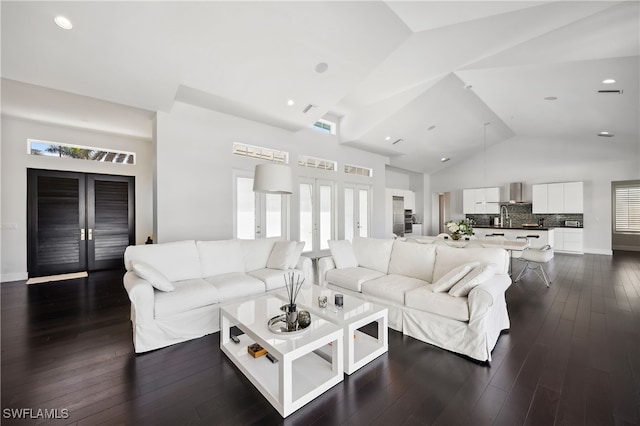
{"left": 445, "top": 219, "right": 474, "bottom": 240}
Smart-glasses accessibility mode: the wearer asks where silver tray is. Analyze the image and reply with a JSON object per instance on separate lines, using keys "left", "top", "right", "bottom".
{"left": 267, "top": 314, "right": 309, "bottom": 335}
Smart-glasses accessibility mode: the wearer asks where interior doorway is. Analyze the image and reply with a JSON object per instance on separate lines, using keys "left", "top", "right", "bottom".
{"left": 27, "top": 169, "right": 135, "bottom": 278}
{"left": 438, "top": 192, "right": 451, "bottom": 234}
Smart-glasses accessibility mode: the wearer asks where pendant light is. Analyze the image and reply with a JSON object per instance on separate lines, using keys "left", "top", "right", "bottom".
{"left": 253, "top": 163, "right": 293, "bottom": 194}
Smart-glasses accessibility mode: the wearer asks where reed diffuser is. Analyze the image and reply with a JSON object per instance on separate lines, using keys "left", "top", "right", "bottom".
{"left": 284, "top": 272, "right": 305, "bottom": 331}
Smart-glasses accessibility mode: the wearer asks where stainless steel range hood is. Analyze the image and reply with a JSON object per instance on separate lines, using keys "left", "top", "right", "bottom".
{"left": 509, "top": 182, "right": 529, "bottom": 203}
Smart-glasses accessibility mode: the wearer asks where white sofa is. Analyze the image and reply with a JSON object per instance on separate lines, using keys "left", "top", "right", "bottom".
{"left": 123, "top": 237, "right": 311, "bottom": 353}
{"left": 318, "top": 237, "right": 511, "bottom": 362}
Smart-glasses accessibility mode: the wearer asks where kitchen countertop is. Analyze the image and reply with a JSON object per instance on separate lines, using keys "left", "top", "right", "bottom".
{"left": 473, "top": 225, "right": 553, "bottom": 231}
{"left": 473, "top": 225, "right": 584, "bottom": 230}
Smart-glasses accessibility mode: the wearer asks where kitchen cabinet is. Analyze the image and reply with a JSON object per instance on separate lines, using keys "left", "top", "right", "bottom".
{"left": 547, "top": 183, "right": 564, "bottom": 213}
{"left": 403, "top": 190, "right": 415, "bottom": 211}
{"left": 463, "top": 189, "right": 475, "bottom": 214}
{"left": 554, "top": 228, "right": 583, "bottom": 253}
{"left": 532, "top": 181, "right": 583, "bottom": 213}
{"left": 463, "top": 187, "right": 500, "bottom": 214}
{"left": 563, "top": 182, "right": 583, "bottom": 213}
{"left": 532, "top": 184, "right": 547, "bottom": 214}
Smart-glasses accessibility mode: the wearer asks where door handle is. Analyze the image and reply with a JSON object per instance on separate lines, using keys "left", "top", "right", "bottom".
{"left": 88, "top": 229, "right": 93, "bottom": 240}
{"left": 80, "top": 229, "right": 85, "bottom": 241}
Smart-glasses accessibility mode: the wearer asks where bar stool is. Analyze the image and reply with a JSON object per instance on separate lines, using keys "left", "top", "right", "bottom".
{"left": 514, "top": 244, "right": 554, "bottom": 287}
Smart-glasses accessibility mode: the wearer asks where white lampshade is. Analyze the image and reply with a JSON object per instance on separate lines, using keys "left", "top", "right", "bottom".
{"left": 253, "top": 163, "right": 293, "bottom": 194}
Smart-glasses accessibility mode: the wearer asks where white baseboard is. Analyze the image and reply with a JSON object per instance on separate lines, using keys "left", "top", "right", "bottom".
{"left": 1, "top": 272, "right": 28, "bottom": 283}
{"left": 612, "top": 245, "right": 640, "bottom": 252}
{"left": 585, "top": 248, "right": 613, "bottom": 255}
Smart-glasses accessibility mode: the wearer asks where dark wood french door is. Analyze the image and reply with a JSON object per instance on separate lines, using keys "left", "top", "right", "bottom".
{"left": 27, "top": 169, "right": 135, "bottom": 278}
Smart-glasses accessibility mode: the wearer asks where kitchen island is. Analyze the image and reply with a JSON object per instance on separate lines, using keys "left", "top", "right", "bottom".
{"left": 472, "top": 226, "right": 554, "bottom": 250}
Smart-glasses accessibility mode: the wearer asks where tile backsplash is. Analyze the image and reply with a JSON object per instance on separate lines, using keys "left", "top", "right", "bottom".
{"left": 466, "top": 203, "right": 583, "bottom": 227}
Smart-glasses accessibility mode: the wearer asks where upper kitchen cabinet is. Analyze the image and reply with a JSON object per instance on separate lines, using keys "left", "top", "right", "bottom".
{"left": 403, "top": 190, "right": 416, "bottom": 211}
{"left": 532, "top": 182, "right": 583, "bottom": 213}
{"left": 532, "top": 184, "right": 548, "bottom": 214}
{"left": 563, "top": 182, "right": 584, "bottom": 213}
{"left": 547, "top": 183, "right": 564, "bottom": 213}
{"left": 463, "top": 187, "right": 500, "bottom": 214}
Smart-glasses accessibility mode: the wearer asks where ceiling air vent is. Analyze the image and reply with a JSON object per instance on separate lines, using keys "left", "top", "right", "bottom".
{"left": 302, "top": 104, "right": 316, "bottom": 114}
{"left": 392, "top": 138, "right": 403, "bottom": 145}
{"left": 598, "top": 89, "right": 623, "bottom": 95}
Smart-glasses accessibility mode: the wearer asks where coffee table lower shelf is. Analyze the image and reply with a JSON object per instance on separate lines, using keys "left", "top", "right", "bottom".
{"left": 220, "top": 325, "right": 343, "bottom": 417}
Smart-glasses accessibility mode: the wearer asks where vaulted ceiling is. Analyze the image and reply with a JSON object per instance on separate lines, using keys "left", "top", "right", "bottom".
{"left": 2, "top": 1, "right": 638, "bottom": 173}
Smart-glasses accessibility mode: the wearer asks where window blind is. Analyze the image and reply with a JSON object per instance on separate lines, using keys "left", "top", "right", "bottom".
{"left": 614, "top": 185, "right": 640, "bottom": 233}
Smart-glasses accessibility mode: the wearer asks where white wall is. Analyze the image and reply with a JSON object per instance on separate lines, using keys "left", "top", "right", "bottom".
{"left": 428, "top": 134, "right": 640, "bottom": 254}
{"left": 154, "top": 102, "right": 389, "bottom": 243}
{"left": 1, "top": 117, "right": 153, "bottom": 282}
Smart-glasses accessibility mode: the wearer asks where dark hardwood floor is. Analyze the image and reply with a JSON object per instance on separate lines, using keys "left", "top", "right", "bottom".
{"left": 2, "top": 252, "right": 639, "bottom": 425}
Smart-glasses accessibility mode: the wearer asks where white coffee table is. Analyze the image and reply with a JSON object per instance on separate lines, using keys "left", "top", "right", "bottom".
{"left": 281, "top": 286, "right": 388, "bottom": 375}
{"left": 219, "top": 295, "right": 344, "bottom": 417}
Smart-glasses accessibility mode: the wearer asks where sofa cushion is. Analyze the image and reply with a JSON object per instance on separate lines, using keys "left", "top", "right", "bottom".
{"left": 204, "top": 272, "right": 265, "bottom": 302}
{"left": 328, "top": 240, "right": 358, "bottom": 269}
{"left": 432, "top": 245, "right": 507, "bottom": 282}
{"left": 154, "top": 278, "right": 219, "bottom": 318}
{"left": 405, "top": 287, "right": 470, "bottom": 322}
{"left": 249, "top": 268, "right": 304, "bottom": 291}
{"left": 197, "top": 240, "right": 245, "bottom": 277}
{"left": 124, "top": 240, "right": 201, "bottom": 282}
{"left": 361, "top": 274, "right": 428, "bottom": 305}
{"left": 325, "top": 267, "right": 385, "bottom": 292}
{"left": 449, "top": 263, "right": 498, "bottom": 297}
{"left": 132, "top": 262, "right": 175, "bottom": 292}
{"left": 352, "top": 237, "right": 394, "bottom": 274}
{"left": 240, "top": 237, "right": 282, "bottom": 272}
{"left": 289, "top": 242, "right": 305, "bottom": 269}
{"left": 267, "top": 241, "right": 297, "bottom": 270}
{"left": 388, "top": 240, "right": 437, "bottom": 282}
{"left": 431, "top": 261, "right": 480, "bottom": 293}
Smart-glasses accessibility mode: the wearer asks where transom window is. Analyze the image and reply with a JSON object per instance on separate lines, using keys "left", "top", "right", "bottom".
{"left": 28, "top": 139, "right": 135, "bottom": 165}
{"left": 233, "top": 142, "right": 288, "bottom": 164}
{"left": 298, "top": 155, "right": 337, "bottom": 171}
{"left": 344, "top": 164, "right": 373, "bottom": 177}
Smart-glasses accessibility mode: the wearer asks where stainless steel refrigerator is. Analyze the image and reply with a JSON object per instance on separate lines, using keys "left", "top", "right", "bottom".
{"left": 392, "top": 196, "right": 405, "bottom": 237}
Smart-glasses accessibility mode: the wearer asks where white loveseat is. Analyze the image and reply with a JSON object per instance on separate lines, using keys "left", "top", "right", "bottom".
{"left": 318, "top": 237, "right": 511, "bottom": 362}
{"left": 123, "top": 237, "right": 311, "bottom": 353}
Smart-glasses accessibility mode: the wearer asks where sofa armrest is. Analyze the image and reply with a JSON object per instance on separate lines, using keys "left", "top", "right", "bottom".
{"left": 318, "top": 257, "right": 336, "bottom": 287}
{"left": 296, "top": 256, "right": 313, "bottom": 285}
{"left": 467, "top": 274, "right": 511, "bottom": 325}
{"left": 123, "top": 271, "right": 155, "bottom": 325}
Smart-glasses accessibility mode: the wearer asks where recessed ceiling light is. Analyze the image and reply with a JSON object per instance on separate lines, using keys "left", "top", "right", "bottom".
{"left": 544, "top": 96, "right": 558, "bottom": 101}
{"left": 598, "top": 131, "right": 614, "bottom": 137}
{"left": 315, "top": 62, "right": 328, "bottom": 74}
{"left": 427, "top": 125, "right": 436, "bottom": 131}
{"left": 54, "top": 15, "right": 73, "bottom": 30}
{"left": 385, "top": 136, "right": 391, "bottom": 141}
{"left": 440, "top": 157, "right": 450, "bottom": 163}
{"left": 287, "top": 99, "right": 295, "bottom": 106}
{"left": 603, "top": 79, "right": 616, "bottom": 84}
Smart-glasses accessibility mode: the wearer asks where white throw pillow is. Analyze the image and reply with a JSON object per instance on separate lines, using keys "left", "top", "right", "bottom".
{"left": 328, "top": 240, "right": 359, "bottom": 269}
{"left": 132, "top": 262, "right": 175, "bottom": 292}
{"left": 267, "top": 241, "right": 297, "bottom": 270}
{"left": 286, "top": 241, "right": 305, "bottom": 269}
{"left": 448, "top": 263, "right": 497, "bottom": 297}
{"left": 431, "top": 262, "right": 480, "bottom": 292}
